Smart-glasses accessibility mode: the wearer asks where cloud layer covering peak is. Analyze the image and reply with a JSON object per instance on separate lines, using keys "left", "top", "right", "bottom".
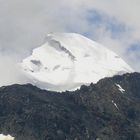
{"left": 0, "top": 0, "right": 139, "bottom": 86}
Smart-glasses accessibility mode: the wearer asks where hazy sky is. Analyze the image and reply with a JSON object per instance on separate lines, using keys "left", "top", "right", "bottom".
{"left": 0, "top": 0, "right": 140, "bottom": 86}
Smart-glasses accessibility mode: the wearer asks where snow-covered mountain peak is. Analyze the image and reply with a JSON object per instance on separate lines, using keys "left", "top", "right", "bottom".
{"left": 21, "top": 33, "right": 133, "bottom": 91}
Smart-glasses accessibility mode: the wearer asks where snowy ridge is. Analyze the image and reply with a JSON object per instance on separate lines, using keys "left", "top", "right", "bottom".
{"left": 21, "top": 33, "right": 133, "bottom": 91}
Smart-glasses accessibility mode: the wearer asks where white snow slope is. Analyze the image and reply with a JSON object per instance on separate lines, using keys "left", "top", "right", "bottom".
{"left": 0, "top": 134, "right": 14, "bottom": 140}
{"left": 21, "top": 33, "right": 133, "bottom": 91}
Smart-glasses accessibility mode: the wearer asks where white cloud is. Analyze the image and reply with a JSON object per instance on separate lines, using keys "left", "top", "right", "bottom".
{"left": 0, "top": 53, "right": 28, "bottom": 87}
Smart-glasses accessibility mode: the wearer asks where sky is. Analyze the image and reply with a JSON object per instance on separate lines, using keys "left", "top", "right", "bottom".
{"left": 0, "top": 0, "right": 140, "bottom": 86}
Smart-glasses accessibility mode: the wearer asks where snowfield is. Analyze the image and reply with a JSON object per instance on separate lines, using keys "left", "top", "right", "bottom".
{"left": 21, "top": 33, "right": 133, "bottom": 91}
{"left": 0, "top": 134, "right": 14, "bottom": 140}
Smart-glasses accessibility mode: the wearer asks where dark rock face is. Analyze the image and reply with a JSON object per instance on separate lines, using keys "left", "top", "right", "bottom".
{"left": 0, "top": 73, "right": 140, "bottom": 140}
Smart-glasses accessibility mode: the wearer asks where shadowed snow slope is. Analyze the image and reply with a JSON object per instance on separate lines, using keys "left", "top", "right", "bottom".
{"left": 21, "top": 33, "right": 133, "bottom": 91}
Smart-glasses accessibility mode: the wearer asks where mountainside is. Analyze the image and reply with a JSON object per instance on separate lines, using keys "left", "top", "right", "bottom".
{"left": 0, "top": 72, "right": 140, "bottom": 140}
{"left": 21, "top": 33, "right": 133, "bottom": 91}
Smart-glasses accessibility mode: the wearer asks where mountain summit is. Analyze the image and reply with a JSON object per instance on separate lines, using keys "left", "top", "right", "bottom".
{"left": 21, "top": 33, "right": 133, "bottom": 91}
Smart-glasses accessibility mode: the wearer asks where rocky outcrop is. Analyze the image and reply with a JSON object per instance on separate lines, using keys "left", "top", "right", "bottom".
{"left": 0, "top": 73, "right": 140, "bottom": 140}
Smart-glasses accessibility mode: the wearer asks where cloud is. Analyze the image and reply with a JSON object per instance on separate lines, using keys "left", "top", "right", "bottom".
{"left": 0, "top": 52, "right": 28, "bottom": 86}
{"left": 0, "top": 0, "right": 139, "bottom": 86}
